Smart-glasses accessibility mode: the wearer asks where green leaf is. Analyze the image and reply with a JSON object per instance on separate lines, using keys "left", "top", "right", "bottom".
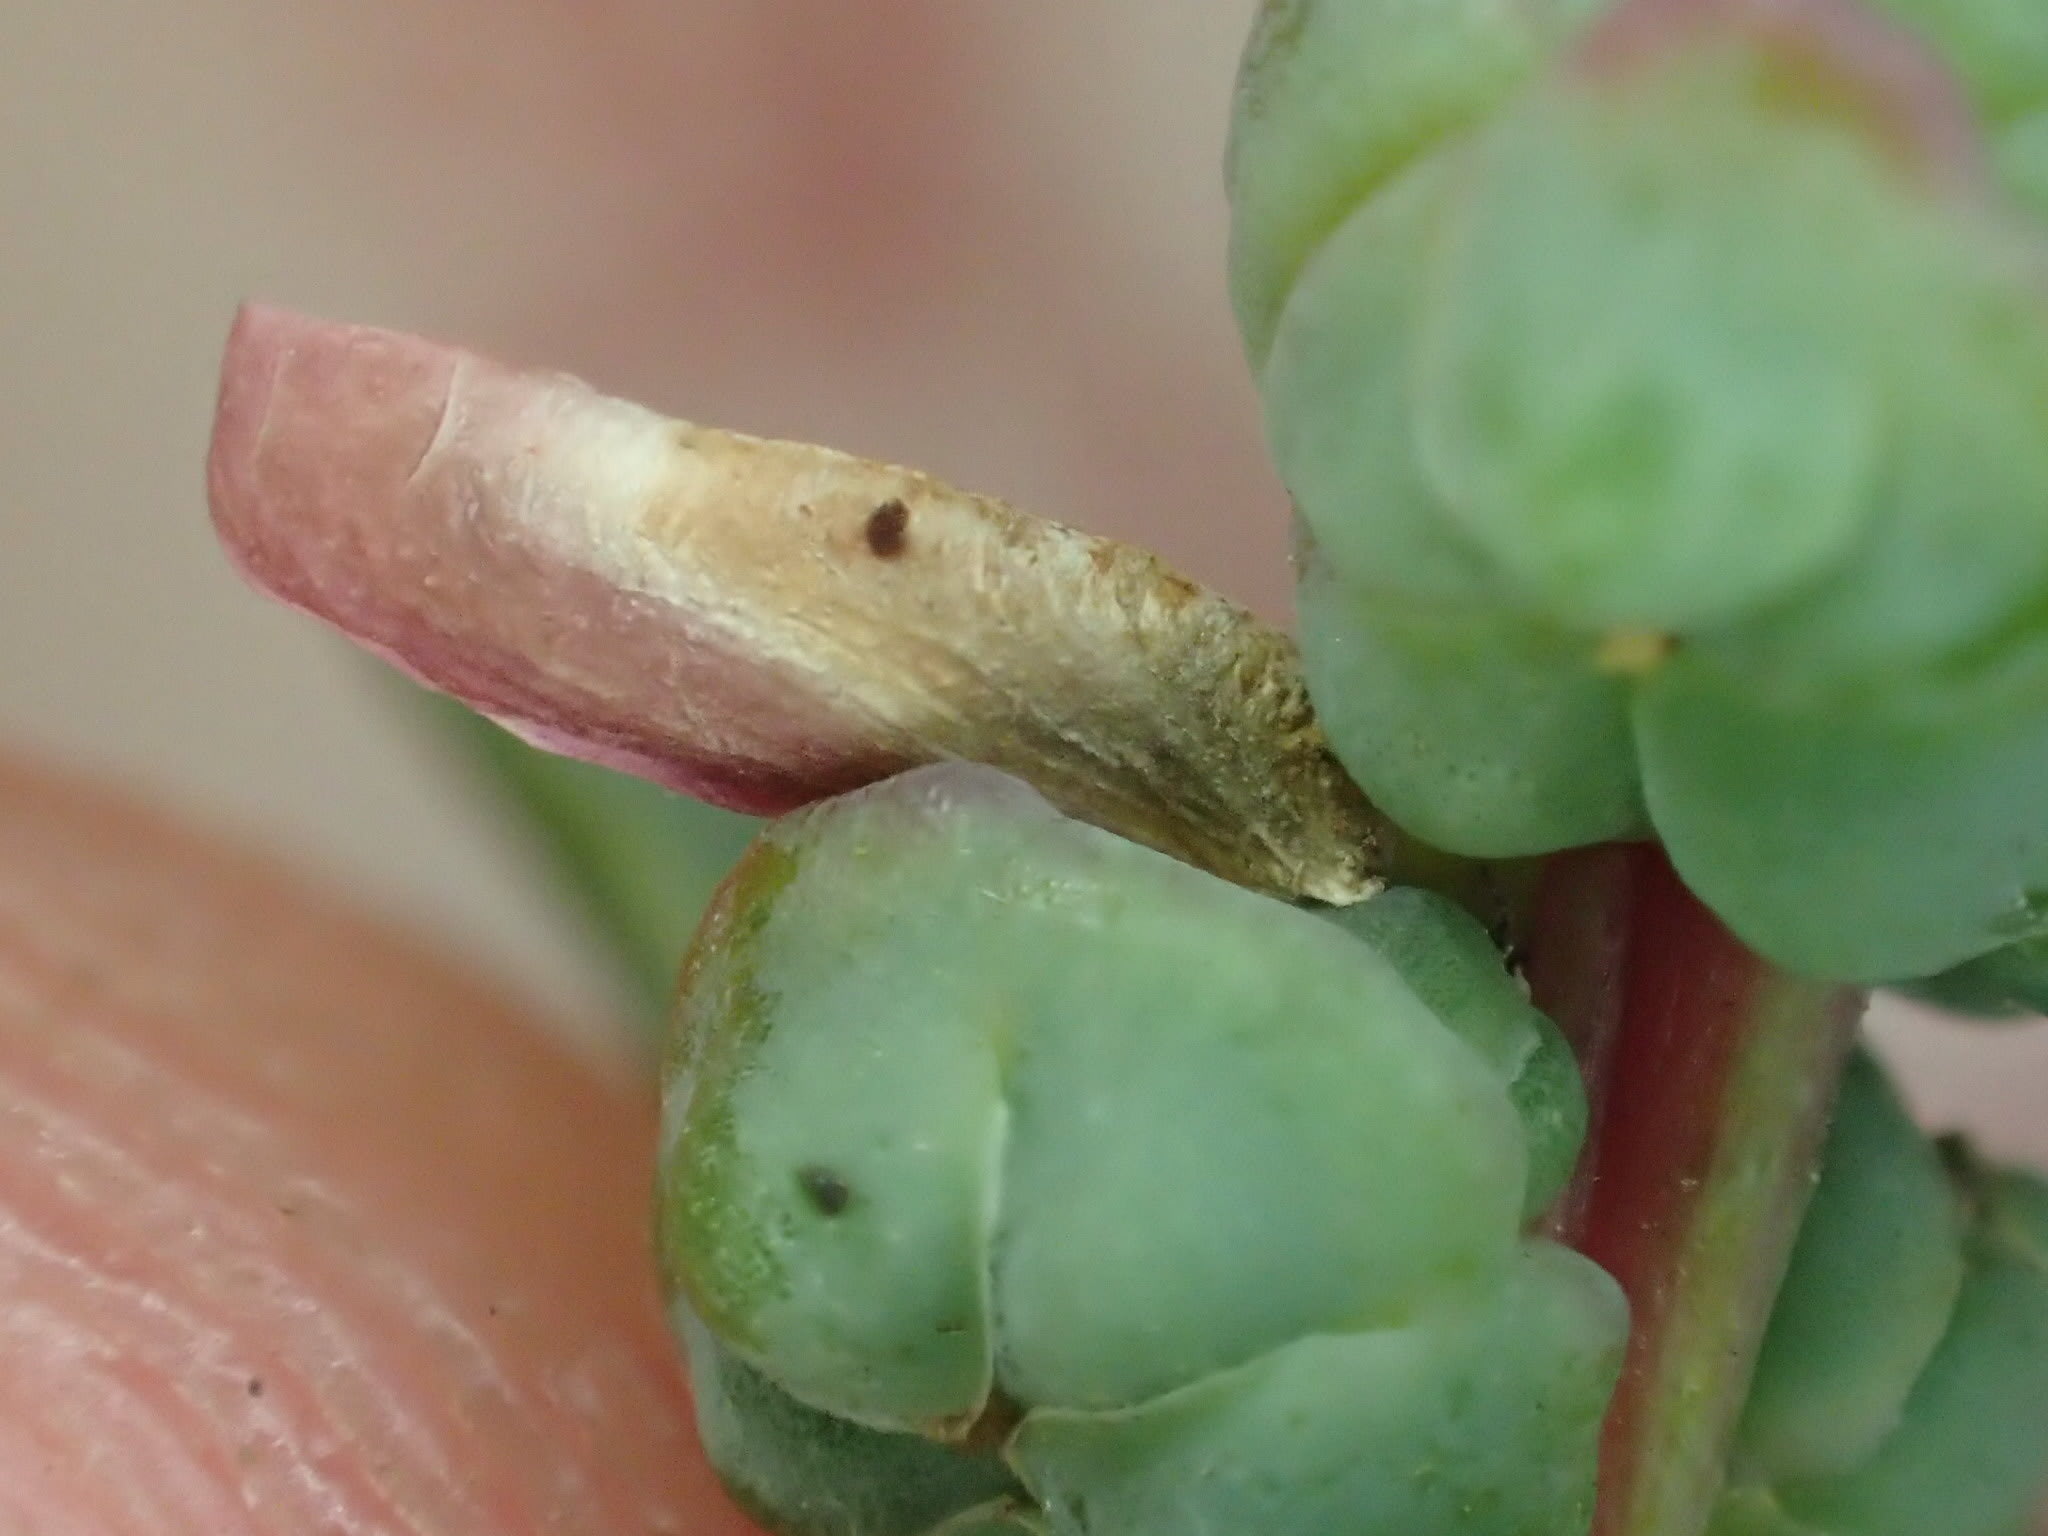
{"left": 1904, "top": 934, "right": 2048, "bottom": 1019}
{"left": 1768, "top": 1164, "right": 2048, "bottom": 1536}
{"left": 677, "top": 1305, "right": 1021, "bottom": 1536}
{"left": 1008, "top": 1243, "right": 1624, "bottom": 1536}
{"left": 1323, "top": 886, "right": 1589, "bottom": 1219}
{"left": 1295, "top": 557, "right": 1643, "bottom": 859}
{"left": 1635, "top": 653, "right": 2048, "bottom": 982}
{"left": 1735, "top": 1051, "right": 1967, "bottom": 1481}
{"left": 1226, "top": 0, "right": 1591, "bottom": 365}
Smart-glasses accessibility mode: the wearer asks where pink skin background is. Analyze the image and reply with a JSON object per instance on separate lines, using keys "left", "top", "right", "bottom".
{"left": 0, "top": 1, "right": 2040, "bottom": 1527}
{"left": 0, "top": 750, "right": 765, "bottom": 1533}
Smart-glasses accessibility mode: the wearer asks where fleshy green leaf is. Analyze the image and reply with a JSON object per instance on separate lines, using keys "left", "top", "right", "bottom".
{"left": 1324, "top": 885, "right": 1588, "bottom": 1218}
{"left": 1227, "top": 0, "right": 1596, "bottom": 365}
{"left": 1636, "top": 653, "right": 2048, "bottom": 982}
{"left": 1735, "top": 1050, "right": 1967, "bottom": 1481}
{"left": 1768, "top": 1164, "right": 2048, "bottom": 1536}
{"left": 1905, "top": 935, "right": 2048, "bottom": 1019}
{"left": 1008, "top": 1243, "right": 1624, "bottom": 1536}
{"left": 1296, "top": 554, "right": 1642, "bottom": 859}
{"left": 678, "top": 1306, "right": 1020, "bottom": 1536}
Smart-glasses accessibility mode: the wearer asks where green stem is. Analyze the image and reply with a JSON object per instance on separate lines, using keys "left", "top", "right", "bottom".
{"left": 1527, "top": 846, "right": 1865, "bottom": 1536}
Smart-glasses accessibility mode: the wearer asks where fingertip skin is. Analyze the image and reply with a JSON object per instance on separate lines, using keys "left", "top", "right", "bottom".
{"left": 0, "top": 750, "right": 767, "bottom": 1535}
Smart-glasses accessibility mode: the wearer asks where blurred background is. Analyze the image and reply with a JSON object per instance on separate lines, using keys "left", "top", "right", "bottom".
{"left": 0, "top": 0, "right": 2038, "bottom": 1153}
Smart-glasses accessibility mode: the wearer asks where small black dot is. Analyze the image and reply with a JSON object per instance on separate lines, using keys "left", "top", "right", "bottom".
{"left": 247, "top": 1378, "right": 265, "bottom": 1398}
{"left": 865, "top": 499, "right": 910, "bottom": 558}
{"left": 797, "top": 1165, "right": 853, "bottom": 1216}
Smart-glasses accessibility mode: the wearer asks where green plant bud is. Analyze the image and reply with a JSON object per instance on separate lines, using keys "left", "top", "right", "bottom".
{"left": 1414, "top": 48, "right": 1910, "bottom": 634}
{"left": 1298, "top": 20, "right": 2048, "bottom": 659}
{"left": 1246, "top": 0, "right": 2048, "bottom": 981}
{"left": 1766, "top": 1163, "right": 2048, "bottom": 1536}
{"left": 678, "top": 1306, "right": 1024, "bottom": 1536}
{"left": 1226, "top": 0, "right": 1598, "bottom": 367}
{"left": 1904, "top": 933, "right": 2048, "bottom": 1017}
{"left": 1634, "top": 650, "right": 2048, "bottom": 981}
{"left": 1323, "top": 886, "right": 1590, "bottom": 1218}
{"left": 1296, "top": 551, "right": 1644, "bottom": 859}
{"left": 660, "top": 765, "right": 1621, "bottom": 1534}
{"left": 662, "top": 765, "right": 1529, "bottom": 1429}
{"left": 1735, "top": 1050, "right": 1968, "bottom": 1481}
{"left": 1008, "top": 1243, "right": 1625, "bottom": 1536}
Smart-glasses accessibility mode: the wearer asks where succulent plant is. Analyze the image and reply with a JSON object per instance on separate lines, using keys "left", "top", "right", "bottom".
{"left": 201, "top": 0, "right": 2048, "bottom": 1531}
{"left": 655, "top": 764, "right": 1620, "bottom": 1534}
{"left": 1238, "top": 0, "right": 2048, "bottom": 986}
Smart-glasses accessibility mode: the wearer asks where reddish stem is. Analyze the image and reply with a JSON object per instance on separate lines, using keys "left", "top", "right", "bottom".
{"left": 1523, "top": 845, "right": 1640, "bottom": 1245}
{"left": 1530, "top": 845, "right": 1865, "bottom": 1536}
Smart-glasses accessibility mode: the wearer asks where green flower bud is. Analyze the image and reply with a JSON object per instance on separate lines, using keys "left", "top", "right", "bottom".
{"left": 1414, "top": 62, "right": 1899, "bottom": 633}
{"left": 1238, "top": 0, "right": 2048, "bottom": 980}
{"left": 1273, "top": 3, "right": 2045, "bottom": 650}
{"left": 658, "top": 765, "right": 1620, "bottom": 1535}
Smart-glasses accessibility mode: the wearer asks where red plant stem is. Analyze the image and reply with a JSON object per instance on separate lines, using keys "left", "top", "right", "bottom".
{"left": 1528, "top": 845, "right": 1865, "bottom": 1536}
{"left": 1523, "top": 845, "right": 1641, "bottom": 1245}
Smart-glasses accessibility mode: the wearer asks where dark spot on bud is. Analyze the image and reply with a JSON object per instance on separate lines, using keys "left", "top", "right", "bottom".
{"left": 247, "top": 1377, "right": 265, "bottom": 1398}
{"left": 865, "top": 499, "right": 910, "bottom": 558}
{"left": 798, "top": 1164, "right": 853, "bottom": 1216}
